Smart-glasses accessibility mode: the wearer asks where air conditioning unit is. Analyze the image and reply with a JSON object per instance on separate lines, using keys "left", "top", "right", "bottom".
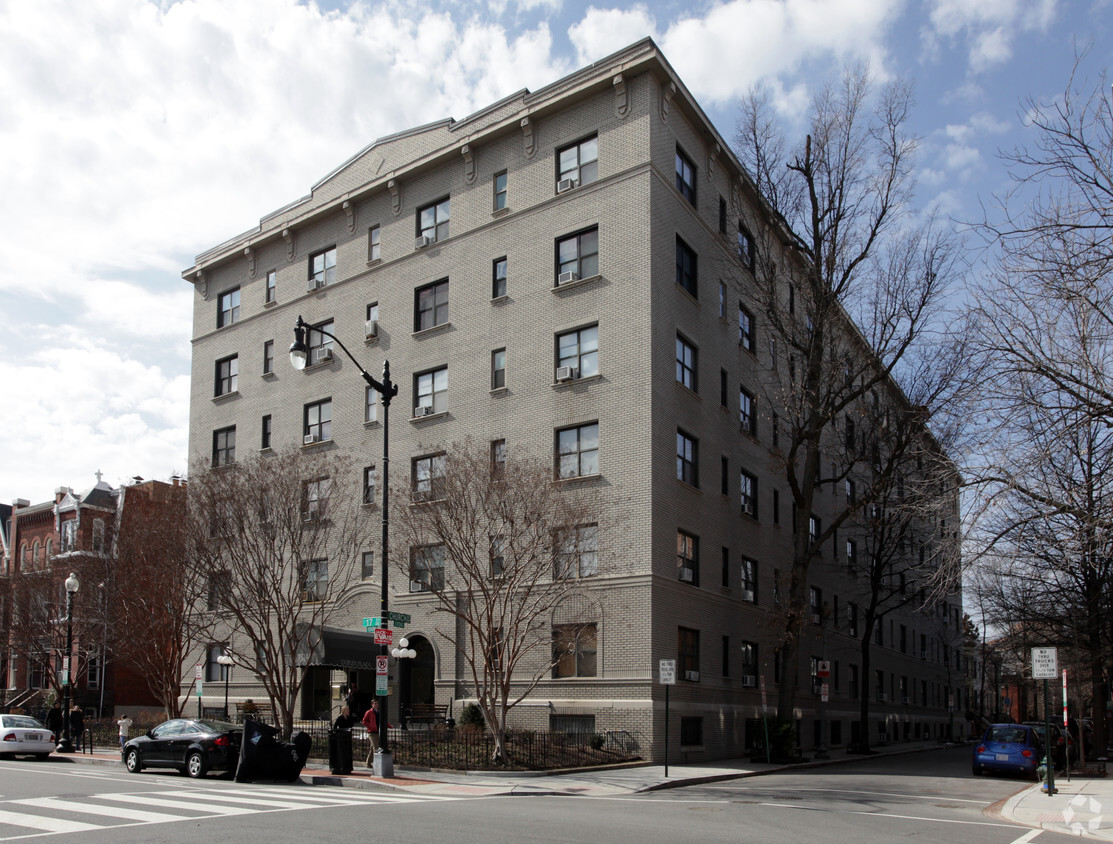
{"left": 741, "top": 589, "right": 754, "bottom": 602}
{"left": 556, "top": 178, "right": 577, "bottom": 193}
{"left": 811, "top": 612, "right": 821, "bottom": 624}
{"left": 901, "top": 695, "right": 910, "bottom": 705}
{"left": 413, "top": 405, "right": 431, "bottom": 417}
{"left": 741, "top": 675, "right": 756, "bottom": 688}
{"left": 678, "top": 567, "right": 694, "bottom": 583}
{"left": 555, "top": 366, "right": 577, "bottom": 382}
{"left": 557, "top": 270, "right": 580, "bottom": 285}
{"left": 685, "top": 670, "right": 700, "bottom": 682}
{"left": 315, "top": 347, "right": 333, "bottom": 363}
{"left": 878, "top": 731, "right": 889, "bottom": 744}
{"left": 307, "top": 277, "right": 325, "bottom": 291}
{"left": 415, "top": 235, "right": 435, "bottom": 249}
{"left": 876, "top": 692, "right": 888, "bottom": 703}
{"left": 365, "top": 319, "right": 378, "bottom": 338}
{"left": 304, "top": 433, "right": 320, "bottom": 445}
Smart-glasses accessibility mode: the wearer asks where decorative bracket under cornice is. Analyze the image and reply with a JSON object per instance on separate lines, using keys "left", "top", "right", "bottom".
{"left": 283, "top": 228, "right": 296, "bottom": 261}
{"left": 388, "top": 179, "right": 401, "bottom": 215}
{"left": 343, "top": 200, "right": 356, "bottom": 234}
{"left": 196, "top": 270, "right": 207, "bottom": 298}
{"left": 461, "top": 144, "right": 476, "bottom": 184}
{"left": 660, "top": 80, "right": 676, "bottom": 123}
{"left": 243, "top": 246, "right": 256, "bottom": 278}
{"left": 520, "top": 117, "right": 535, "bottom": 158}
{"left": 613, "top": 74, "right": 628, "bottom": 118}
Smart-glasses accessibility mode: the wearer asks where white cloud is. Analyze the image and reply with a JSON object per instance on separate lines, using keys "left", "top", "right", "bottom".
{"left": 923, "top": 0, "right": 1058, "bottom": 72}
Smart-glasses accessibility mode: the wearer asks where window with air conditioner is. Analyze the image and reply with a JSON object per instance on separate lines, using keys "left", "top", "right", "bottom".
{"left": 740, "top": 469, "right": 758, "bottom": 518}
{"left": 556, "top": 324, "right": 598, "bottom": 381}
{"left": 301, "top": 558, "right": 328, "bottom": 602}
{"left": 308, "top": 246, "right": 336, "bottom": 289}
{"left": 741, "top": 557, "right": 757, "bottom": 603}
{"left": 305, "top": 320, "right": 334, "bottom": 363}
{"left": 416, "top": 198, "right": 450, "bottom": 244}
{"left": 677, "top": 529, "right": 698, "bottom": 586}
{"left": 303, "top": 398, "right": 331, "bottom": 443}
{"left": 557, "top": 135, "right": 597, "bottom": 190}
{"left": 414, "top": 366, "right": 447, "bottom": 416}
{"left": 556, "top": 227, "right": 598, "bottom": 283}
{"left": 409, "top": 544, "right": 445, "bottom": 592}
{"left": 366, "top": 302, "right": 379, "bottom": 339}
{"left": 678, "top": 626, "right": 700, "bottom": 681}
{"left": 412, "top": 453, "right": 446, "bottom": 502}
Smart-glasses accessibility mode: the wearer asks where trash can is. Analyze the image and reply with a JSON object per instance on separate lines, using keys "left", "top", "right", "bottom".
{"left": 329, "top": 727, "right": 353, "bottom": 775}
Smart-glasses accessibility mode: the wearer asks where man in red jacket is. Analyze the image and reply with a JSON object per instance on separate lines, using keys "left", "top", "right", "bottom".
{"left": 361, "top": 698, "right": 380, "bottom": 767}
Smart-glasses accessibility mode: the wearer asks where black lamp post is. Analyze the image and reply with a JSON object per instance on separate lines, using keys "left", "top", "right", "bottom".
{"left": 290, "top": 315, "right": 399, "bottom": 777}
{"left": 56, "top": 572, "right": 79, "bottom": 753}
{"left": 217, "top": 654, "right": 234, "bottom": 719}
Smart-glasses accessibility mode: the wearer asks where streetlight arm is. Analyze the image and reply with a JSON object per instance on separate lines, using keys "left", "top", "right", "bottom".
{"left": 290, "top": 316, "right": 398, "bottom": 406}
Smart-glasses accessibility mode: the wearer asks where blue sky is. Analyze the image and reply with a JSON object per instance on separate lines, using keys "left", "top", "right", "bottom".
{"left": 0, "top": 0, "right": 1109, "bottom": 504}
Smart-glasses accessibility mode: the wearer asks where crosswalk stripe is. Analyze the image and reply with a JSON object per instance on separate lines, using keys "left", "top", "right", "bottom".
{"left": 95, "top": 794, "right": 254, "bottom": 815}
{"left": 12, "top": 797, "right": 177, "bottom": 824}
{"left": 176, "top": 788, "right": 444, "bottom": 805}
{"left": 0, "top": 808, "right": 104, "bottom": 833}
{"left": 153, "top": 792, "right": 305, "bottom": 809}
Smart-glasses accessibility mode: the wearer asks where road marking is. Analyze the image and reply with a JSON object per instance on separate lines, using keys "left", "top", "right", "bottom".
{"left": 10, "top": 797, "right": 176, "bottom": 824}
{"left": 221, "top": 788, "right": 454, "bottom": 804}
{"left": 1009, "top": 831, "right": 1043, "bottom": 843}
{"left": 95, "top": 793, "right": 255, "bottom": 815}
{"left": 734, "top": 786, "right": 990, "bottom": 804}
{"left": 759, "top": 801, "right": 1017, "bottom": 828}
{"left": 0, "top": 808, "right": 103, "bottom": 833}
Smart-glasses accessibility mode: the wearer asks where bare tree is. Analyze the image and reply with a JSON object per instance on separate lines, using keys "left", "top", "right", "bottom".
{"left": 111, "top": 480, "right": 200, "bottom": 718}
{"left": 391, "top": 439, "right": 609, "bottom": 763}
{"left": 187, "top": 448, "right": 372, "bottom": 737}
{"left": 734, "top": 65, "right": 964, "bottom": 738}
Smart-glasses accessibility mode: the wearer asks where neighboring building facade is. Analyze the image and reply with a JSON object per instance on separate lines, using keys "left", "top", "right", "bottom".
{"left": 183, "top": 40, "right": 963, "bottom": 759}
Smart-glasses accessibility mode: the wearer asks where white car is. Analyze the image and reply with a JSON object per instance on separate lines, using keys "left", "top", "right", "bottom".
{"left": 0, "top": 715, "right": 55, "bottom": 760}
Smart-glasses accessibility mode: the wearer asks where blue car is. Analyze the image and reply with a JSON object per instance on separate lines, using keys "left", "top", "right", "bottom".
{"left": 972, "top": 723, "right": 1043, "bottom": 779}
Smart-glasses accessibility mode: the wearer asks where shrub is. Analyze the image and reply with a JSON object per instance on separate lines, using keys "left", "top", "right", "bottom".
{"left": 458, "top": 703, "right": 486, "bottom": 731}
{"left": 589, "top": 733, "right": 605, "bottom": 750}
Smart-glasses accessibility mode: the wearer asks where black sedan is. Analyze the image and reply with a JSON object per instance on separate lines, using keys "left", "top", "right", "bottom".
{"left": 122, "top": 718, "right": 242, "bottom": 778}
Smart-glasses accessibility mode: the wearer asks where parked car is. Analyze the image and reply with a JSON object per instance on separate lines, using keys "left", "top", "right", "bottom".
{"left": 122, "top": 718, "right": 241, "bottom": 778}
{"left": 1022, "top": 721, "right": 1075, "bottom": 770}
{"left": 972, "top": 723, "right": 1043, "bottom": 779}
{"left": 0, "top": 714, "right": 55, "bottom": 760}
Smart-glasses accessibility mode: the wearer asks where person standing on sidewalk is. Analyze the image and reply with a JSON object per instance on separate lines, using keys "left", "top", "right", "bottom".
{"left": 361, "top": 699, "right": 380, "bottom": 768}
{"left": 45, "top": 702, "right": 63, "bottom": 739}
{"left": 69, "top": 706, "right": 85, "bottom": 752}
{"left": 117, "top": 714, "right": 133, "bottom": 750}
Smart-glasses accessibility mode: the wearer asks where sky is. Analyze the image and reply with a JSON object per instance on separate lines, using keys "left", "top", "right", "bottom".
{"left": 0, "top": 0, "right": 1109, "bottom": 505}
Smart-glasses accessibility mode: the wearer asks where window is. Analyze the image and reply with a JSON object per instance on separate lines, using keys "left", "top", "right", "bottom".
{"left": 719, "top": 281, "right": 727, "bottom": 318}
{"left": 722, "top": 636, "right": 731, "bottom": 677}
{"left": 489, "top": 536, "right": 505, "bottom": 578}
{"left": 678, "top": 626, "right": 700, "bottom": 681}
{"left": 368, "top": 225, "right": 380, "bottom": 262}
{"left": 412, "top": 453, "right": 447, "bottom": 502}
{"left": 302, "top": 558, "right": 328, "bottom": 601}
{"left": 212, "top": 426, "right": 236, "bottom": 467}
{"left": 739, "top": 387, "right": 756, "bottom": 435}
{"left": 493, "top": 171, "right": 508, "bottom": 211}
{"left": 366, "top": 302, "right": 379, "bottom": 334}
{"left": 417, "top": 198, "right": 450, "bottom": 243}
{"left": 846, "top": 479, "right": 856, "bottom": 503}
{"left": 362, "top": 465, "right": 376, "bottom": 505}
{"left": 492, "top": 257, "right": 507, "bottom": 298}
{"left": 361, "top": 551, "right": 375, "bottom": 580}
{"left": 809, "top": 586, "right": 822, "bottom": 623}
{"left": 309, "top": 246, "right": 336, "bottom": 288}
{"left": 675, "top": 335, "right": 697, "bottom": 391}
{"left": 365, "top": 385, "right": 378, "bottom": 423}
{"left": 809, "top": 514, "right": 821, "bottom": 547}
{"left": 261, "top": 415, "right": 272, "bottom": 450}
{"left": 414, "top": 279, "right": 449, "bottom": 331}
{"left": 680, "top": 717, "right": 703, "bottom": 746}
{"left": 719, "top": 196, "right": 728, "bottom": 233}
{"left": 265, "top": 269, "right": 276, "bottom": 304}
{"left": 849, "top": 664, "right": 859, "bottom": 699}
{"left": 263, "top": 340, "right": 274, "bottom": 374}
{"left": 740, "top": 469, "right": 758, "bottom": 518}
{"left": 491, "top": 349, "right": 506, "bottom": 390}
{"left": 491, "top": 439, "right": 506, "bottom": 475}
{"left": 557, "top": 325, "right": 599, "bottom": 379}
{"left": 205, "top": 645, "right": 228, "bottom": 682}
{"left": 217, "top": 288, "right": 240, "bottom": 328}
{"left": 845, "top": 416, "right": 856, "bottom": 452}
{"left": 675, "top": 237, "right": 697, "bottom": 297}
{"left": 677, "top": 529, "right": 699, "bottom": 585}
{"left": 557, "top": 228, "right": 599, "bottom": 282}
{"left": 87, "top": 653, "right": 101, "bottom": 689}
{"left": 555, "top": 524, "right": 598, "bottom": 579}
{"left": 738, "top": 224, "right": 755, "bottom": 269}
{"left": 557, "top": 135, "right": 598, "bottom": 187}
{"left": 307, "top": 320, "right": 334, "bottom": 361}
{"left": 60, "top": 521, "right": 77, "bottom": 552}
{"left": 304, "top": 399, "right": 332, "bottom": 443}
{"left": 721, "top": 546, "right": 730, "bottom": 587}
{"left": 557, "top": 422, "right": 599, "bottom": 478}
{"left": 741, "top": 557, "right": 757, "bottom": 601}
{"left": 675, "top": 147, "right": 696, "bottom": 204}
{"left": 415, "top": 366, "right": 448, "bottom": 415}
{"left": 92, "top": 520, "right": 105, "bottom": 553}
{"left": 739, "top": 304, "right": 754, "bottom": 351}
{"left": 676, "top": 430, "right": 698, "bottom": 487}
{"left": 740, "top": 641, "right": 758, "bottom": 679}
{"left": 303, "top": 477, "right": 331, "bottom": 520}
{"left": 846, "top": 539, "right": 857, "bottom": 573}
{"left": 215, "top": 355, "right": 238, "bottom": 397}
{"left": 720, "top": 369, "right": 728, "bottom": 407}
{"left": 410, "top": 545, "right": 445, "bottom": 592}
{"left": 553, "top": 623, "right": 597, "bottom": 678}
{"left": 721, "top": 456, "right": 729, "bottom": 495}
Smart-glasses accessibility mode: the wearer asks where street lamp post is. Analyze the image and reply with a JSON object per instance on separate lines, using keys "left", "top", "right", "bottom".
{"left": 290, "top": 315, "right": 399, "bottom": 777}
{"left": 56, "top": 572, "right": 80, "bottom": 753}
{"left": 217, "top": 654, "right": 234, "bottom": 719}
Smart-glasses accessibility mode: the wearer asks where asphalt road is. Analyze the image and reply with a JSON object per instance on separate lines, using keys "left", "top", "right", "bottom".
{"left": 0, "top": 746, "right": 1087, "bottom": 842}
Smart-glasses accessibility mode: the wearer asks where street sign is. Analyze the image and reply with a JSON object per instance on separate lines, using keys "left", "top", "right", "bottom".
{"left": 1032, "top": 647, "right": 1058, "bottom": 679}
{"left": 385, "top": 611, "right": 411, "bottom": 624}
{"left": 376, "top": 674, "right": 388, "bottom": 695}
{"left": 374, "top": 628, "right": 393, "bottom": 646}
{"left": 760, "top": 675, "right": 768, "bottom": 713}
{"left": 821, "top": 682, "right": 829, "bottom": 703}
{"left": 659, "top": 659, "right": 676, "bottom": 685}
{"left": 196, "top": 680, "right": 203, "bottom": 697}
{"left": 376, "top": 656, "right": 389, "bottom": 675}
{"left": 363, "top": 617, "right": 384, "bottom": 628}
{"left": 817, "top": 660, "right": 830, "bottom": 678}
{"left": 195, "top": 663, "right": 203, "bottom": 680}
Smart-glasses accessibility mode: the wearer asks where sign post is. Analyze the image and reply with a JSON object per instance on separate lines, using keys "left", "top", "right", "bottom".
{"left": 659, "top": 659, "right": 676, "bottom": 777}
{"left": 195, "top": 663, "right": 204, "bottom": 718}
{"left": 1032, "top": 647, "right": 1058, "bottom": 795}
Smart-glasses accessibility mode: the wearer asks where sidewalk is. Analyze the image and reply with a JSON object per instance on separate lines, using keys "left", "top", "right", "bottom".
{"left": 61, "top": 743, "right": 1113, "bottom": 839}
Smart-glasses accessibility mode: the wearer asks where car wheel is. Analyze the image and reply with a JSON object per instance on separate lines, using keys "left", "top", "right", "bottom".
{"left": 124, "top": 748, "right": 143, "bottom": 773}
{"left": 186, "top": 751, "right": 208, "bottom": 778}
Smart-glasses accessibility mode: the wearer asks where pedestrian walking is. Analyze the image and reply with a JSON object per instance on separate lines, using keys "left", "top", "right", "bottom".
{"left": 69, "top": 706, "right": 85, "bottom": 751}
{"left": 117, "top": 714, "right": 134, "bottom": 750}
{"left": 44, "top": 702, "right": 63, "bottom": 738}
{"left": 361, "top": 699, "right": 380, "bottom": 767}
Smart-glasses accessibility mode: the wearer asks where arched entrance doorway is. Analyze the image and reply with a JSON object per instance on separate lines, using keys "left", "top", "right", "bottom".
{"left": 398, "top": 635, "right": 435, "bottom": 727}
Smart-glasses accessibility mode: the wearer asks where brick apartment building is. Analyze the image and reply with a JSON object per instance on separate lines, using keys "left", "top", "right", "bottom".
{"left": 182, "top": 39, "right": 964, "bottom": 760}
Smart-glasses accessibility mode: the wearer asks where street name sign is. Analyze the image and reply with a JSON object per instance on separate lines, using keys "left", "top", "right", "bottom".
{"left": 1032, "top": 647, "right": 1058, "bottom": 680}
{"left": 363, "top": 617, "right": 384, "bottom": 628}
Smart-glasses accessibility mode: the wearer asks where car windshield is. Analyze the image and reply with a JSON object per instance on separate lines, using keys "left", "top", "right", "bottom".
{"left": 988, "top": 726, "right": 1030, "bottom": 743}
{"left": 2, "top": 716, "right": 44, "bottom": 729}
